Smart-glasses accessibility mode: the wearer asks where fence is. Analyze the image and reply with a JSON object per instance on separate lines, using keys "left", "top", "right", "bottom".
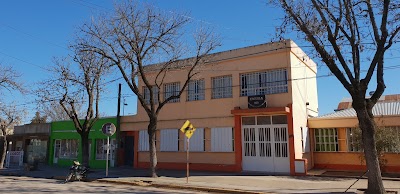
{"left": 5, "top": 151, "right": 24, "bottom": 168}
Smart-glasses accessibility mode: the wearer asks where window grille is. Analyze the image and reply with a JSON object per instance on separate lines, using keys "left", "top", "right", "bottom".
{"left": 212, "top": 75, "right": 232, "bottom": 99}
{"left": 187, "top": 79, "right": 205, "bottom": 101}
{"left": 240, "top": 69, "right": 288, "bottom": 96}
{"left": 143, "top": 86, "right": 159, "bottom": 104}
{"left": 164, "top": 82, "right": 180, "bottom": 103}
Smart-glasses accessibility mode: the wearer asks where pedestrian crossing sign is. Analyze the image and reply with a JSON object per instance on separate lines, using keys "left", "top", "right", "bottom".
{"left": 180, "top": 120, "right": 196, "bottom": 139}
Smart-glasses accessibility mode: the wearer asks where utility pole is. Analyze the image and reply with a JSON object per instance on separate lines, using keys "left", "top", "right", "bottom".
{"left": 115, "top": 83, "right": 121, "bottom": 166}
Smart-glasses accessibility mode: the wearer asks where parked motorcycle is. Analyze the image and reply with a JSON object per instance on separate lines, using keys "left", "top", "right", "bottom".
{"left": 64, "top": 161, "right": 89, "bottom": 183}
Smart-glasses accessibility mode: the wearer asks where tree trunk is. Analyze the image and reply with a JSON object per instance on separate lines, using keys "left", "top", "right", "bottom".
{"left": 81, "top": 132, "right": 90, "bottom": 167}
{"left": 353, "top": 101, "right": 385, "bottom": 194}
{"left": 0, "top": 136, "right": 6, "bottom": 169}
{"left": 148, "top": 118, "right": 158, "bottom": 178}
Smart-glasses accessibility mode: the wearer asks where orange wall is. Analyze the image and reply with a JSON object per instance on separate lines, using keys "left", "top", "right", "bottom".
{"left": 138, "top": 152, "right": 235, "bottom": 164}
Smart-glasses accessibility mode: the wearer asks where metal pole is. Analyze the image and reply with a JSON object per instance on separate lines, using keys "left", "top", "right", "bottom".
{"left": 115, "top": 83, "right": 121, "bottom": 166}
{"left": 186, "top": 138, "right": 189, "bottom": 184}
{"left": 106, "top": 136, "right": 110, "bottom": 177}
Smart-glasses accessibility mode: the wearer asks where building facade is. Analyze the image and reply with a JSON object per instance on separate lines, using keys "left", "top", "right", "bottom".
{"left": 120, "top": 40, "right": 318, "bottom": 175}
{"left": 308, "top": 95, "right": 400, "bottom": 173}
{"left": 48, "top": 117, "right": 117, "bottom": 169}
{"left": 8, "top": 123, "right": 51, "bottom": 164}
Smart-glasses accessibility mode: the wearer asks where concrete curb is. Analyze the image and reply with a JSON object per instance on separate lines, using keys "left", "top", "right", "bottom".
{"left": 314, "top": 174, "right": 400, "bottom": 182}
{"left": 53, "top": 176, "right": 266, "bottom": 193}
{"left": 96, "top": 179, "right": 266, "bottom": 194}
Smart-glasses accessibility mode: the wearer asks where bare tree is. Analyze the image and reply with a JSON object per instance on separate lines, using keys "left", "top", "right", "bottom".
{"left": 38, "top": 101, "right": 83, "bottom": 122}
{"left": 0, "top": 65, "right": 24, "bottom": 168}
{"left": 74, "top": 1, "right": 219, "bottom": 177}
{"left": 273, "top": 0, "right": 400, "bottom": 193}
{"left": 0, "top": 65, "right": 24, "bottom": 93}
{"left": 38, "top": 51, "right": 109, "bottom": 166}
{"left": 0, "top": 104, "right": 24, "bottom": 168}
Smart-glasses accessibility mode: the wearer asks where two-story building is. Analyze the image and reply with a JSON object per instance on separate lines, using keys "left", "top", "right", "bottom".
{"left": 120, "top": 39, "right": 318, "bottom": 175}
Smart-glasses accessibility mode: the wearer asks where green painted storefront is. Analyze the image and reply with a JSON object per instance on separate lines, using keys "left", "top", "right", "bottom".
{"left": 48, "top": 117, "right": 117, "bottom": 169}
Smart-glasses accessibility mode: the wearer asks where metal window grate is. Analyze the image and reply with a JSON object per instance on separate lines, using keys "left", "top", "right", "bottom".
{"left": 212, "top": 75, "right": 232, "bottom": 99}
{"left": 164, "top": 82, "right": 180, "bottom": 103}
{"left": 143, "top": 86, "right": 159, "bottom": 104}
{"left": 187, "top": 79, "right": 205, "bottom": 101}
{"left": 240, "top": 69, "right": 288, "bottom": 96}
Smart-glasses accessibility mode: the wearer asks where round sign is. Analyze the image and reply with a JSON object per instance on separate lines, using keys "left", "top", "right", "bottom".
{"left": 102, "top": 123, "right": 116, "bottom": 136}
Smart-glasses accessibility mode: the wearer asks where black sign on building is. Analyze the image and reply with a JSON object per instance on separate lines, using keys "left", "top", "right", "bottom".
{"left": 248, "top": 95, "right": 266, "bottom": 109}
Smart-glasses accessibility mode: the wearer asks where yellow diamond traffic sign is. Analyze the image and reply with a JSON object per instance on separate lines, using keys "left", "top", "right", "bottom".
{"left": 180, "top": 120, "right": 196, "bottom": 139}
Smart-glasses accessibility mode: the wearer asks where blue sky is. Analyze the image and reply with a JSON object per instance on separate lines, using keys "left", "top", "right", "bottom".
{"left": 0, "top": 0, "right": 399, "bottom": 124}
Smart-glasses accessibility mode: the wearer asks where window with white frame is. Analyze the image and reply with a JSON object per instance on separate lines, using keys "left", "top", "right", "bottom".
{"left": 160, "top": 129, "right": 179, "bottom": 152}
{"left": 164, "top": 82, "right": 180, "bottom": 103}
{"left": 96, "top": 139, "right": 116, "bottom": 160}
{"left": 184, "top": 128, "right": 205, "bottom": 152}
{"left": 314, "top": 128, "right": 338, "bottom": 152}
{"left": 211, "top": 127, "right": 234, "bottom": 152}
{"left": 139, "top": 130, "right": 149, "bottom": 151}
{"left": 240, "top": 69, "right": 288, "bottom": 96}
{"left": 59, "top": 139, "right": 79, "bottom": 159}
{"left": 212, "top": 75, "right": 232, "bottom": 99}
{"left": 143, "top": 86, "right": 159, "bottom": 104}
{"left": 187, "top": 79, "right": 205, "bottom": 101}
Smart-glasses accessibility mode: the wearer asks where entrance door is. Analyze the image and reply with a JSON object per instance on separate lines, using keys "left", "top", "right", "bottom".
{"left": 124, "top": 136, "right": 134, "bottom": 166}
{"left": 242, "top": 124, "right": 289, "bottom": 173}
{"left": 53, "top": 140, "right": 61, "bottom": 164}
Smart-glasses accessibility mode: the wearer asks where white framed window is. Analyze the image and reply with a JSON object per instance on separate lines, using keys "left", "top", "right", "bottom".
{"left": 184, "top": 128, "right": 205, "bottom": 152}
{"left": 59, "top": 139, "right": 79, "bottom": 159}
{"left": 160, "top": 129, "right": 179, "bottom": 152}
{"left": 187, "top": 79, "right": 205, "bottom": 101}
{"left": 212, "top": 75, "right": 232, "bottom": 99}
{"left": 211, "top": 127, "right": 234, "bottom": 152}
{"left": 139, "top": 130, "right": 149, "bottom": 151}
{"left": 96, "top": 139, "right": 116, "bottom": 160}
{"left": 240, "top": 69, "right": 288, "bottom": 96}
{"left": 314, "top": 128, "right": 338, "bottom": 152}
{"left": 164, "top": 82, "right": 180, "bottom": 103}
{"left": 143, "top": 86, "right": 159, "bottom": 104}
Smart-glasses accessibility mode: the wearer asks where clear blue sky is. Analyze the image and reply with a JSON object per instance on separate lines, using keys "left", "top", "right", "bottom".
{"left": 1, "top": 0, "right": 399, "bottom": 124}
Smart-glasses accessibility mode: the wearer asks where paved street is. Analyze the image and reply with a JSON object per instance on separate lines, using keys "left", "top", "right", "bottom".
{"left": 0, "top": 175, "right": 208, "bottom": 194}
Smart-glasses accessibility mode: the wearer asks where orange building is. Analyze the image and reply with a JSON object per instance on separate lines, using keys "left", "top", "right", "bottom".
{"left": 308, "top": 95, "right": 400, "bottom": 173}
{"left": 120, "top": 40, "right": 318, "bottom": 175}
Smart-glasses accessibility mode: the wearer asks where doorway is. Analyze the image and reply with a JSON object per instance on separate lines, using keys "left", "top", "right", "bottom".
{"left": 124, "top": 136, "right": 134, "bottom": 166}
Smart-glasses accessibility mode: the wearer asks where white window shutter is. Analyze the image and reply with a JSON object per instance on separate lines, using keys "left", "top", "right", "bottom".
{"left": 211, "top": 127, "right": 233, "bottom": 152}
{"left": 160, "top": 129, "right": 179, "bottom": 151}
{"left": 184, "top": 128, "right": 204, "bottom": 152}
{"left": 139, "top": 130, "right": 149, "bottom": 151}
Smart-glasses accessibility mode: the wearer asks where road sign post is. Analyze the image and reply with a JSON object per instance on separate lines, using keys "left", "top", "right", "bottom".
{"left": 102, "top": 123, "right": 116, "bottom": 177}
{"left": 180, "top": 120, "right": 196, "bottom": 184}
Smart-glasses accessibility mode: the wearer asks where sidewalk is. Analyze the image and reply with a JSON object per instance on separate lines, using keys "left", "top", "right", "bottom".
{"left": 1, "top": 164, "right": 400, "bottom": 194}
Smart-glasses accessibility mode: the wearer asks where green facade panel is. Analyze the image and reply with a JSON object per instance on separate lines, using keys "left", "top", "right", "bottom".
{"left": 48, "top": 117, "right": 117, "bottom": 169}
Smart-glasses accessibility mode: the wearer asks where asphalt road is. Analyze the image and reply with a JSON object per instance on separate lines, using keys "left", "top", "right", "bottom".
{"left": 0, "top": 175, "right": 209, "bottom": 194}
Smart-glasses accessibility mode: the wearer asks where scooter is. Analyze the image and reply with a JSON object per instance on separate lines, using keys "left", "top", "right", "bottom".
{"left": 64, "top": 161, "right": 89, "bottom": 183}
